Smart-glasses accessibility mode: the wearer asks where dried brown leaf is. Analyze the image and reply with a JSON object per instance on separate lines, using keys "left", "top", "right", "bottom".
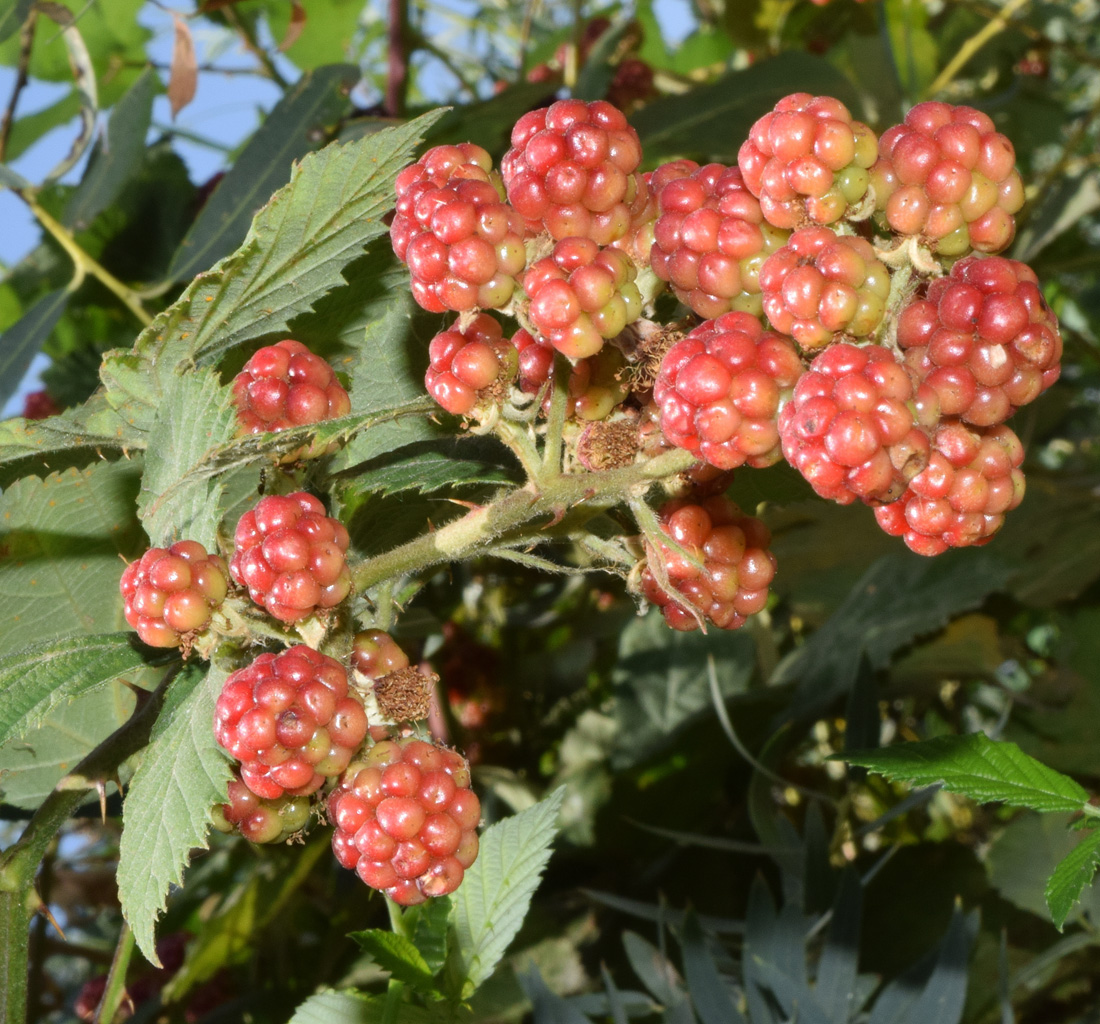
{"left": 168, "top": 14, "right": 197, "bottom": 119}
{"left": 279, "top": 0, "right": 307, "bottom": 52}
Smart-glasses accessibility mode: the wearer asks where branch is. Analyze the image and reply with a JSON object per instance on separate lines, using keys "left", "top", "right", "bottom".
{"left": 926, "top": 0, "right": 1031, "bottom": 97}
{"left": 386, "top": 0, "right": 409, "bottom": 118}
{"left": 0, "top": 7, "right": 36, "bottom": 163}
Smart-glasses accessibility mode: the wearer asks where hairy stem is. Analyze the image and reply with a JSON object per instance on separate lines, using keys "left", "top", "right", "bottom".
{"left": 350, "top": 448, "right": 696, "bottom": 593}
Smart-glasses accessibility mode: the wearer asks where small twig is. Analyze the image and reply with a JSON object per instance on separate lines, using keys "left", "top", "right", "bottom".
{"left": 17, "top": 191, "right": 153, "bottom": 327}
{"left": 925, "top": 0, "right": 1031, "bottom": 98}
{"left": 386, "top": 0, "right": 409, "bottom": 118}
{"left": 0, "top": 7, "right": 36, "bottom": 163}
{"left": 222, "top": 6, "right": 290, "bottom": 89}
{"left": 517, "top": 0, "right": 540, "bottom": 78}
{"left": 93, "top": 923, "right": 136, "bottom": 1024}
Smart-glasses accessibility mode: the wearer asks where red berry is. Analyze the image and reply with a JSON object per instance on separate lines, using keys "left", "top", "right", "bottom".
{"left": 214, "top": 646, "right": 367, "bottom": 800}
{"left": 511, "top": 329, "right": 628, "bottom": 420}
{"left": 22, "top": 390, "right": 60, "bottom": 420}
{"left": 329, "top": 737, "right": 480, "bottom": 904}
{"left": 655, "top": 311, "right": 804, "bottom": 469}
{"left": 120, "top": 541, "right": 229, "bottom": 647}
{"left": 425, "top": 314, "right": 518, "bottom": 415}
{"left": 523, "top": 237, "right": 642, "bottom": 358}
{"left": 738, "top": 93, "right": 878, "bottom": 229}
{"left": 230, "top": 492, "right": 352, "bottom": 623}
{"left": 351, "top": 629, "right": 411, "bottom": 678}
{"left": 638, "top": 495, "right": 776, "bottom": 632}
{"left": 896, "top": 255, "right": 1062, "bottom": 426}
{"left": 778, "top": 343, "right": 933, "bottom": 505}
{"left": 231, "top": 340, "right": 350, "bottom": 434}
{"left": 502, "top": 99, "right": 648, "bottom": 244}
{"left": 870, "top": 102, "right": 1024, "bottom": 255}
{"left": 875, "top": 420, "right": 1025, "bottom": 555}
{"left": 649, "top": 161, "right": 790, "bottom": 319}
{"left": 759, "top": 227, "right": 890, "bottom": 351}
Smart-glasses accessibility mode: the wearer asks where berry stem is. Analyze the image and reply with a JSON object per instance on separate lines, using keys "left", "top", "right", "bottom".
{"left": 491, "top": 418, "right": 543, "bottom": 481}
{"left": 93, "top": 922, "right": 136, "bottom": 1024}
{"left": 540, "top": 352, "right": 573, "bottom": 479}
{"left": 350, "top": 448, "right": 697, "bottom": 593}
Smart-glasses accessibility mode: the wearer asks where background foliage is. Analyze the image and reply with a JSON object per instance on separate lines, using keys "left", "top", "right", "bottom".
{"left": 1, "top": 0, "right": 1100, "bottom": 1022}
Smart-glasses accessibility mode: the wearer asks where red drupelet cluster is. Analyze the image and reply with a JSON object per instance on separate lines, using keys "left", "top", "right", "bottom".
{"left": 214, "top": 644, "right": 368, "bottom": 800}
{"left": 213, "top": 771, "right": 313, "bottom": 843}
{"left": 232, "top": 340, "right": 350, "bottom": 434}
{"left": 875, "top": 420, "right": 1025, "bottom": 555}
{"left": 502, "top": 98, "right": 648, "bottom": 244}
{"left": 649, "top": 161, "right": 789, "bottom": 319}
{"left": 524, "top": 236, "right": 642, "bottom": 358}
{"left": 654, "top": 311, "right": 803, "bottom": 469}
{"left": 425, "top": 314, "right": 518, "bottom": 415}
{"left": 896, "top": 255, "right": 1062, "bottom": 426}
{"left": 738, "top": 93, "right": 878, "bottom": 228}
{"left": 392, "top": 143, "right": 527, "bottom": 313}
{"left": 777, "top": 343, "right": 933, "bottom": 505}
{"left": 759, "top": 227, "right": 890, "bottom": 350}
{"left": 329, "top": 738, "right": 481, "bottom": 906}
{"left": 120, "top": 541, "right": 229, "bottom": 648}
{"left": 640, "top": 495, "right": 777, "bottom": 632}
{"left": 870, "top": 101, "right": 1025, "bottom": 256}
{"left": 230, "top": 492, "right": 352, "bottom": 623}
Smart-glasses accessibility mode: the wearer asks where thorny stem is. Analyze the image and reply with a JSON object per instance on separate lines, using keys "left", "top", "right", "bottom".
{"left": 350, "top": 447, "right": 697, "bottom": 594}
{"left": 925, "top": 0, "right": 1031, "bottom": 98}
{"left": 0, "top": 669, "right": 174, "bottom": 1024}
{"left": 16, "top": 192, "right": 153, "bottom": 327}
{"left": 0, "top": 8, "right": 36, "bottom": 163}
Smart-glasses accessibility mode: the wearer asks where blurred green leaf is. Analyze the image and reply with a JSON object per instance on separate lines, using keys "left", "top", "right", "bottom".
{"left": 518, "top": 964, "right": 593, "bottom": 1024}
{"left": 266, "top": 0, "right": 363, "bottom": 70}
{"left": 0, "top": 0, "right": 32, "bottom": 44}
{"left": 2, "top": 92, "right": 81, "bottom": 162}
{"left": 165, "top": 63, "right": 358, "bottom": 283}
{"left": 679, "top": 910, "right": 745, "bottom": 1024}
{"left": 631, "top": 52, "right": 860, "bottom": 162}
{"left": 288, "top": 989, "right": 434, "bottom": 1024}
{"left": 881, "top": 0, "right": 937, "bottom": 103}
{"left": 0, "top": 288, "right": 68, "bottom": 411}
{"left": 64, "top": 67, "right": 156, "bottom": 231}
{"left": 1046, "top": 829, "right": 1100, "bottom": 931}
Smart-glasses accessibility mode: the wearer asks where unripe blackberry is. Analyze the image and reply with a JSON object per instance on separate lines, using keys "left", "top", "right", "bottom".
{"left": 230, "top": 492, "right": 352, "bottom": 623}
{"left": 639, "top": 495, "right": 776, "bottom": 632}
{"left": 875, "top": 420, "right": 1025, "bottom": 555}
{"left": 392, "top": 144, "right": 525, "bottom": 313}
{"left": 120, "top": 540, "right": 229, "bottom": 648}
{"left": 212, "top": 772, "right": 312, "bottom": 843}
{"left": 511, "top": 328, "right": 628, "bottom": 420}
{"left": 650, "top": 161, "right": 790, "bottom": 319}
{"left": 778, "top": 343, "right": 933, "bottom": 505}
{"left": 23, "top": 390, "right": 60, "bottom": 419}
{"left": 870, "top": 101, "right": 1025, "bottom": 255}
{"left": 352, "top": 629, "right": 411, "bottom": 678}
{"left": 214, "top": 645, "right": 368, "bottom": 800}
{"left": 896, "top": 255, "right": 1062, "bottom": 426}
{"left": 523, "top": 236, "right": 642, "bottom": 358}
{"left": 231, "top": 340, "right": 350, "bottom": 434}
{"left": 654, "top": 311, "right": 804, "bottom": 470}
{"left": 738, "top": 93, "right": 878, "bottom": 229}
{"left": 759, "top": 226, "right": 890, "bottom": 351}
{"left": 425, "top": 314, "right": 519, "bottom": 415}
{"left": 612, "top": 158, "right": 698, "bottom": 269}
{"left": 502, "top": 98, "right": 648, "bottom": 244}
{"left": 329, "top": 737, "right": 481, "bottom": 906}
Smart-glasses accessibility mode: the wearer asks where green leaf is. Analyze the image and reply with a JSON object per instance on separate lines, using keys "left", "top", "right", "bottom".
{"left": 266, "top": 0, "right": 363, "bottom": 70}
{"left": 405, "top": 895, "right": 452, "bottom": 975}
{"left": 0, "top": 0, "right": 32, "bottom": 44}
{"left": 118, "top": 663, "right": 233, "bottom": 964}
{"left": 166, "top": 63, "right": 358, "bottom": 283}
{"left": 449, "top": 786, "right": 565, "bottom": 999}
{"left": 0, "top": 288, "right": 68, "bottom": 411}
{"left": 0, "top": 460, "right": 143, "bottom": 649}
{"left": 630, "top": 52, "right": 861, "bottom": 162}
{"left": 773, "top": 552, "right": 1013, "bottom": 723}
{"left": 0, "top": 632, "right": 148, "bottom": 747}
{"left": 1045, "top": 829, "right": 1100, "bottom": 931}
{"left": 64, "top": 67, "right": 156, "bottom": 231}
{"left": 288, "top": 990, "right": 434, "bottom": 1024}
{"left": 348, "top": 929, "right": 438, "bottom": 994}
{"left": 842, "top": 734, "right": 1090, "bottom": 814}
{"left": 517, "top": 964, "right": 593, "bottom": 1024}
{"left": 349, "top": 437, "right": 518, "bottom": 497}
{"left": 135, "top": 367, "right": 239, "bottom": 550}
{"left": 899, "top": 906, "right": 978, "bottom": 1024}
{"left": 814, "top": 868, "right": 862, "bottom": 1022}
{"left": 101, "top": 108, "right": 447, "bottom": 428}
{"left": 881, "top": 0, "right": 938, "bottom": 102}
{"left": 611, "top": 609, "right": 755, "bottom": 769}
{"left": 1, "top": 92, "right": 81, "bottom": 163}
{"left": 421, "top": 81, "right": 559, "bottom": 155}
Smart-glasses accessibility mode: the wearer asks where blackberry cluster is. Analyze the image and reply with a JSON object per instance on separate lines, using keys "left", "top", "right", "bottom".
{"left": 232, "top": 340, "right": 350, "bottom": 434}
{"left": 388, "top": 91, "right": 1061, "bottom": 620}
